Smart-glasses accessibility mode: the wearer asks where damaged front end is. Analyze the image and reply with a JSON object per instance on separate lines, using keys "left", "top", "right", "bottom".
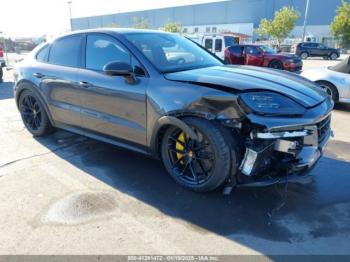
{"left": 237, "top": 113, "right": 332, "bottom": 187}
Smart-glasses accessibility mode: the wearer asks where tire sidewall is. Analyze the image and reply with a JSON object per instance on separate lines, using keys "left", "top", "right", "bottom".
{"left": 161, "top": 117, "right": 232, "bottom": 192}
{"left": 269, "top": 61, "right": 283, "bottom": 70}
{"left": 330, "top": 53, "right": 338, "bottom": 60}
{"left": 317, "top": 81, "right": 339, "bottom": 102}
{"left": 301, "top": 52, "right": 308, "bottom": 59}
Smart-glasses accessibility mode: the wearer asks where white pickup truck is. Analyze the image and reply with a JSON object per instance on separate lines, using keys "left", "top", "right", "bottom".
{"left": 186, "top": 34, "right": 241, "bottom": 59}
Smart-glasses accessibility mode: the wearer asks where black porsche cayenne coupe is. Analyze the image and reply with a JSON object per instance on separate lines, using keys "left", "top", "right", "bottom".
{"left": 14, "top": 29, "right": 333, "bottom": 192}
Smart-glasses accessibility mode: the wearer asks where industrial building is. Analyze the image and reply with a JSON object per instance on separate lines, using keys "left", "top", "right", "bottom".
{"left": 72, "top": 0, "right": 342, "bottom": 45}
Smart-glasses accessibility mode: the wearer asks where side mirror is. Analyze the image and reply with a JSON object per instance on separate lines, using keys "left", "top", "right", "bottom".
{"left": 103, "top": 61, "right": 133, "bottom": 76}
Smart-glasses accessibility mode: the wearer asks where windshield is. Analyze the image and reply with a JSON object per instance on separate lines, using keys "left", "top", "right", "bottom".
{"left": 125, "top": 33, "right": 222, "bottom": 73}
{"left": 259, "top": 45, "right": 276, "bottom": 54}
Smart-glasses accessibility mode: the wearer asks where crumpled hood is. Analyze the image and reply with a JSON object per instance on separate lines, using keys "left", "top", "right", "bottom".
{"left": 164, "top": 65, "right": 327, "bottom": 108}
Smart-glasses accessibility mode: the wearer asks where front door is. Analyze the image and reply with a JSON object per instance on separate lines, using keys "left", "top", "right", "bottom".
{"left": 245, "top": 46, "right": 264, "bottom": 66}
{"left": 78, "top": 33, "right": 148, "bottom": 146}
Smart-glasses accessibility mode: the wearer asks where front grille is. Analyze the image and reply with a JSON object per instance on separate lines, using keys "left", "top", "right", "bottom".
{"left": 317, "top": 116, "right": 331, "bottom": 144}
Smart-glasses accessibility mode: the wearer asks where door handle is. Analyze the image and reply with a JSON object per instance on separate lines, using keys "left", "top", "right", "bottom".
{"left": 79, "top": 81, "right": 92, "bottom": 88}
{"left": 33, "top": 72, "right": 45, "bottom": 78}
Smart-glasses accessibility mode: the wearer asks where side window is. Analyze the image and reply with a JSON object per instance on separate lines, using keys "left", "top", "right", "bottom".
{"left": 49, "top": 35, "right": 82, "bottom": 67}
{"left": 36, "top": 45, "right": 50, "bottom": 62}
{"left": 204, "top": 39, "right": 213, "bottom": 51}
{"left": 215, "top": 39, "right": 223, "bottom": 52}
{"left": 229, "top": 45, "right": 243, "bottom": 55}
{"left": 86, "top": 34, "right": 131, "bottom": 71}
{"left": 246, "top": 46, "right": 260, "bottom": 55}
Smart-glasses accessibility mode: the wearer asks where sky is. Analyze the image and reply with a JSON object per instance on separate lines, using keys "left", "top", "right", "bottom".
{"left": 0, "top": 0, "right": 224, "bottom": 38}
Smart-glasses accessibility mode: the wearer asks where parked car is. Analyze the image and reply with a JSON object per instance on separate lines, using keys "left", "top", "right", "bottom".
{"left": 187, "top": 34, "right": 240, "bottom": 59}
{"left": 301, "top": 56, "right": 350, "bottom": 103}
{"left": 296, "top": 42, "right": 340, "bottom": 60}
{"left": 14, "top": 29, "right": 332, "bottom": 193}
{"left": 0, "top": 48, "right": 6, "bottom": 82}
{"left": 224, "top": 44, "right": 303, "bottom": 72}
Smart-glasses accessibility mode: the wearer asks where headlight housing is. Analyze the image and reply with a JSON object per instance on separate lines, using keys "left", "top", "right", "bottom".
{"left": 239, "top": 92, "right": 306, "bottom": 116}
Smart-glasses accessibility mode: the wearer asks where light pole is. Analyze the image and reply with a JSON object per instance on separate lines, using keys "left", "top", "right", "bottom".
{"left": 67, "top": 1, "right": 73, "bottom": 31}
{"left": 302, "top": 0, "right": 310, "bottom": 42}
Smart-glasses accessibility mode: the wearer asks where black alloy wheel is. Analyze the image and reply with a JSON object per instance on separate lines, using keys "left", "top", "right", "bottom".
{"left": 161, "top": 117, "right": 232, "bottom": 192}
{"left": 19, "top": 90, "right": 53, "bottom": 136}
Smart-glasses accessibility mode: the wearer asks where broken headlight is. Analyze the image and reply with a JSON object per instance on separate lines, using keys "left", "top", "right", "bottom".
{"left": 239, "top": 92, "right": 305, "bottom": 116}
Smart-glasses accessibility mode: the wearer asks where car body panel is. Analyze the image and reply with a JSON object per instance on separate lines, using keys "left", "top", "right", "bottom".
{"left": 301, "top": 67, "right": 350, "bottom": 103}
{"left": 164, "top": 65, "right": 326, "bottom": 108}
{"left": 78, "top": 68, "right": 148, "bottom": 145}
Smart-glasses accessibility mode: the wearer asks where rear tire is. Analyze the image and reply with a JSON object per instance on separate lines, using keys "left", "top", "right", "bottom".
{"left": 0, "top": 67, "right": 3, "bottom": 82}
{"left": 19, "top": 90, "right": 53, "bottom": 136}
{"left": 329, "top": 52, "right": 338, "bottom": 60}
{"left": 161, "top": 117, "right": 232, "bottom": 192}
{"left": 316, "top": 81, "right": 339, "bottom": 102}
{"left": 300, "top": 52, "right": 308, "bottom": 60}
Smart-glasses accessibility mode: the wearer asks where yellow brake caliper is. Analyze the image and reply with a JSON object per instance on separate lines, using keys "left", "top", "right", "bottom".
{"left": 176, "top": 132, "right": 186, "bottom": 164}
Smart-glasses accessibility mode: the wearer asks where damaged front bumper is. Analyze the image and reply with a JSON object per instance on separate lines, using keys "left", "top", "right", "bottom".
{"left": 238, "top": 111, "right": 332, "bottom": 187}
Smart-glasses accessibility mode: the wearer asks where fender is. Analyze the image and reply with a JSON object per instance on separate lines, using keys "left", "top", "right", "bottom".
{"left": 150, "top": 115, "right": 200, "bottom": 155}
{"left": 15, "top": 80, "right": 56, "bottom": 126}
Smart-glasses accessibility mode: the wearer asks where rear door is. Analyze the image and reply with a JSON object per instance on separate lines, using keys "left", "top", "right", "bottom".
{"left": 213, "top": 37, "right": 224, "bottom": 59}
{"left": 317, "top": 43, "right": 328, "bottom": 56}
{"left": 203, "top": 37, "right": 213, "bottom": 53}
{"left": 39, "top": 34, "right": 84, "bottom": 127}
{"left": 308, "top": 43, "right": 319, "bottom": 56}
{"left": 78, "top": 33, "right": 148, "bottom": 145}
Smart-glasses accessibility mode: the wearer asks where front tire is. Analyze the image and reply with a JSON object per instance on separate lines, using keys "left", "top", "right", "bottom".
{"left": 300, "top": 52, "right": 308, "bottom": 60}
{"left": 19, "top": 90, "right": 53, "bottom": 136}
{"left": 161, "top": 117, "right": 232, "bottom": 192}
{"left": 0, "top": 67, "right": 3, "bottom": 82}
{"left": 268, "top": 60, "right": 283, "bottom": 70}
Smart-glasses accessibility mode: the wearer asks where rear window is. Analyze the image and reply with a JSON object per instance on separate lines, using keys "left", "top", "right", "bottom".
{"left": 49, "top": 35, "right": 83, "bottom": 67}
{"left": 215, "top": 39, "right": 223, "bottom": 52}
{"left": 204, "top": 39, "right": 213, "bottom": 50}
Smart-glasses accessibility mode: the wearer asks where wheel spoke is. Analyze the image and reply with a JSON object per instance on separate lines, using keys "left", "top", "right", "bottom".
{"left": 192, "top": 143, "right": 210, "bottom": 152}
{"left": 196, "top": 158, "right": 208, "bottom": 177}
{"left": 169, "top": 136, "right": 186, "bottom": 147}
{"left": 179, "top": 159, "right": 191, "bottom": 176}
{"left": 169, "top": 148, "right": 187, "bottom": 155}
{"left": 195, "top": 152, "right": 214, "bottom": 161}
{"left": 189, "top": 161, "right": 199, "bottom": 184}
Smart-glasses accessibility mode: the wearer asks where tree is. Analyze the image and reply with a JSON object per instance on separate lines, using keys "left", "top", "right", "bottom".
{"left": 331, "top": 0, "right": 350, "bottom": 48}
{"left": 256, "top": 6, "right": 300, "bottom": 45}
{"left": 161, "top": 22, "right": 182, "bottom": 33}
{"left": 132, "top": 17, "right": 151, "bottom": 29}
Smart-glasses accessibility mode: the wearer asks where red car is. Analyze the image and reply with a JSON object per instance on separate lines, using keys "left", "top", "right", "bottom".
{"left": 224, "top": 44, "right": 303, "bottom": 72}
{"left": 0, "top": 48, "right": 5, "bottom": 81}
